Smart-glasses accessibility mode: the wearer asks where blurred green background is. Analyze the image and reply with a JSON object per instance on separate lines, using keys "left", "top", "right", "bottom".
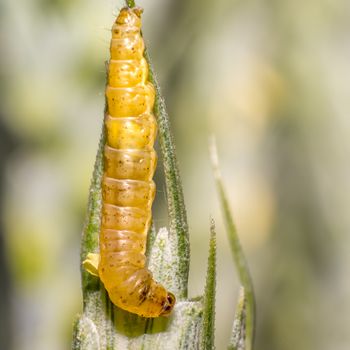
{"left": 1, "top": 0, "right": 349, "bottom": 349}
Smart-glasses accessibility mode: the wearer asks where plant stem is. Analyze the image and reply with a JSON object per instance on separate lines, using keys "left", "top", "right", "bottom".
{"left": 125, "top": 0, "right": 135, "bottom": 8}
{"left": 201, "top": 219, "right": 217, "bottom": 349}
{"left": 210, "top": 137, "right": 256, "bottom": 350}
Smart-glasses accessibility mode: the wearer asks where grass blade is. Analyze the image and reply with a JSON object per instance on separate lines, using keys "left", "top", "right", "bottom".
{"left": 210, "top": 137, "right": 255, "bottom": 350}
{"left": 144, "top": 52, "right": 190, "bottom": 299}
{"left": 201, "top": 219, "right": 217, "bottom": 349}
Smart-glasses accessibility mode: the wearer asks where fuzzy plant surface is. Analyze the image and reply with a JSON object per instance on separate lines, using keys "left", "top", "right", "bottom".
{"left": 72, "top": 1, "right": 254, "bottom": 349}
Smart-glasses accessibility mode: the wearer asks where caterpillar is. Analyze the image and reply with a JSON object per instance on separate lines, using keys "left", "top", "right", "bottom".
{"left": 83, "top": 7, "right": 176, "bottom": 318}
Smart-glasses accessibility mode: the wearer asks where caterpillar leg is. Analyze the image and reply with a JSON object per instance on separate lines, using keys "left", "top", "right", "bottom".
{"left": 83, "top": 253, "right": 100, "bottom": 277}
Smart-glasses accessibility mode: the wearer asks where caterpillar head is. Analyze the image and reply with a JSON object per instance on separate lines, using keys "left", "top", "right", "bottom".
{"left": 160, "top": 292, "right": 176, "bottom": 316}
{"left": 116, "top": 7, "right": 143, "bottom": 28}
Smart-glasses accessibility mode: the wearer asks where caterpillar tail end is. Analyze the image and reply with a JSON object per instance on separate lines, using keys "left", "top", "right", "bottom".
{"left": 83, "top": 253, "right": 100, "bottom": 277}
{"left": 160, "top": 292, "right": 176, "bottom": 317}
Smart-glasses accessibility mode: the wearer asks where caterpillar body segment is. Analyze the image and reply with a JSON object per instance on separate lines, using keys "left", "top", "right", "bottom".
{"left": 83, "top": 7, "right": 175, "bottom": 318}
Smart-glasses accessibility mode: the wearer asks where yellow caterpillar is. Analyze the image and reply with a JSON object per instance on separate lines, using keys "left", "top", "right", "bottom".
{"left": 83, "top": 7, "right": 175, "bottom": 318}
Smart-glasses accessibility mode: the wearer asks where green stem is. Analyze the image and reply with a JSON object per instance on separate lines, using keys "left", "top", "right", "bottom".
{"left": 201, "top": 219, "right": 216, "bottom": 349}
{"left": 125, "top": 0, "right": 135, "bottom": 8}
{"left": 210, "top": 138, "right": 256, "bottom": 350}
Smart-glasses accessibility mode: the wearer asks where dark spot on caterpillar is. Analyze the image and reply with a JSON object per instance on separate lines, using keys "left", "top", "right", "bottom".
{"left": 138, "top": 284, "right": 150, "bottom": 304}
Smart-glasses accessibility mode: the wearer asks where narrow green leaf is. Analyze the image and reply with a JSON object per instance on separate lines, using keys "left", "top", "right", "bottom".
{"left": 144, "top": 53, "right": 190, "bottom": 299}
{"left": 201, "top": 219, "right": 217, "bottom": 350}
{"left": 228, "top": 287, "right": 247, "bottom": 350}
{"left": 80, "top": 128, "right": 104, "bottom": 300}
{"left": 210, "top": 138, "right": 256, "bottom": 350}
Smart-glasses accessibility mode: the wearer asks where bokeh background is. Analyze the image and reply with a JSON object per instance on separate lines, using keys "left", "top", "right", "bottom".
{"left": 1, "top": 0, "right": 350, "bottom": 349}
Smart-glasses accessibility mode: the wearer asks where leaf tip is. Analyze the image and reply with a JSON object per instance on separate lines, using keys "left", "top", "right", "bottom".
{"left": 228, "top": 287, "right": 247, "bottom": 350}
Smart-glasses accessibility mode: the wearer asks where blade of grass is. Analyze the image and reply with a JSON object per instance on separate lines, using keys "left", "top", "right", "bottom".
{"left": 210, "top": 137, "right": 255, "bottom": 350}
{"left": 144, "top": 53, "right": 190, "bottom": 299}
{"left": 80, "top": 128, "right": 104, "bottom": 301}
{"left": 201, "top": 219, "right": 217, "bottom": 350}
